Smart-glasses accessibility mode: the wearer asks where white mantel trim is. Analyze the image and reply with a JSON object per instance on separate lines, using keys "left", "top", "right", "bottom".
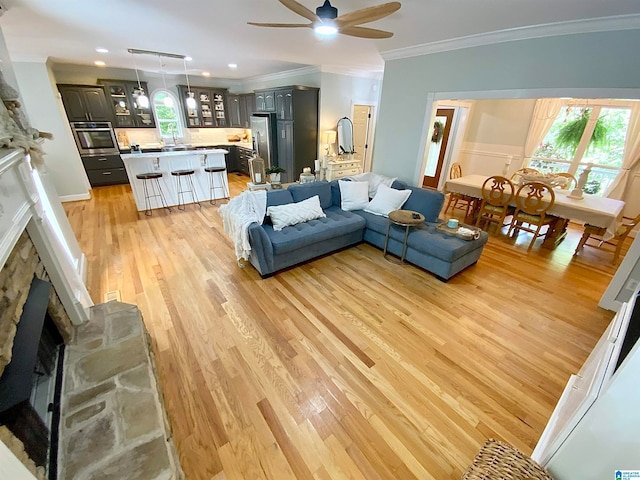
{"left": 382, "top": 14, "right": 640, "bottom": 61}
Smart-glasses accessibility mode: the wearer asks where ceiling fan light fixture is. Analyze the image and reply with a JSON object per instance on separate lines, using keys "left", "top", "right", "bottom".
{"left": 314, "top": 23, "right": 338, "bottom": 36}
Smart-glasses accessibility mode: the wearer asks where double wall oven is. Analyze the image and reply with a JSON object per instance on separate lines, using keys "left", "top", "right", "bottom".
{"left": 70, "top": 122, "right": 129, "bottom": 187}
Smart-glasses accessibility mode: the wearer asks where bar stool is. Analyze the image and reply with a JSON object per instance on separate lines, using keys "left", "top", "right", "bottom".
{"left": 135, "top": 172, "right": 172, "bottom": 216}
{"left": 171, "top": 169, "right": 201, "bottom": 210}
{"left": 204, "top": 166, "right": 229, "bottom": 205}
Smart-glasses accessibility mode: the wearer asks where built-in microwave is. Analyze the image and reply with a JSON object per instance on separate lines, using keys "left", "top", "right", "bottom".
{"left": 70, "top": 121, "right": 119, "bottom": 156}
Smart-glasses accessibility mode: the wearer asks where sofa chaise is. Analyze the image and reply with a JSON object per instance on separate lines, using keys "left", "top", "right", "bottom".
{"left": 246, "top": 180, "right": 489, "bottom": 281}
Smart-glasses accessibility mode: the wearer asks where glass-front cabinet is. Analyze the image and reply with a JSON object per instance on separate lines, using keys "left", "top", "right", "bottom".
{"left": 178, "top": 86, "right": 228, "bottom": 128}
{"left": 99, "top": 80, "right": 156, "bottom": 128}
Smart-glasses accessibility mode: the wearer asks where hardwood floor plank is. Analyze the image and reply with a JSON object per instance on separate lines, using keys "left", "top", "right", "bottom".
{"left": 62, "top": 177, "right": 620, "bottom": 479}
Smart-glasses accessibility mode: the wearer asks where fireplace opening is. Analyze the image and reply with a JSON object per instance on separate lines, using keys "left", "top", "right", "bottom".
{"left": 0, "top": 277, "right": 65, "bottom": 479}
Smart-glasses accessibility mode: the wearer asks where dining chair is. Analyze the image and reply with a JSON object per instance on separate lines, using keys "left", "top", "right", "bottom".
{"left": 507, "top": 181, "right": 556, "bottom": 251}
{"left": 555, "top": 172, "right": 578, "bottom": 190}
{"left": 475, "top": 175, "right": 515, "bottom": 234}
{"left": 573, "top": 213, "right": 640, "bottom": 264}
{"left": 444, "top": 162, "right": 475, "bottom": 218}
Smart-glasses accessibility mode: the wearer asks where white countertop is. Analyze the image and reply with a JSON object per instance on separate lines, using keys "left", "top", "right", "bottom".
{"left": 121, "top": 148, "right": 228, "bottom": 160}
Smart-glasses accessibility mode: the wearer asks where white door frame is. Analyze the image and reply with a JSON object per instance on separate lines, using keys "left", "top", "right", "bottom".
{"left": 351, "top": 100, "right": 377, "bottom": 172}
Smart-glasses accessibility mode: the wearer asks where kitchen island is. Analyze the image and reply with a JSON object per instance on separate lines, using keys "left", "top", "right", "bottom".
{"left": 121, "top": 148, "right": 228, "bottom": 212}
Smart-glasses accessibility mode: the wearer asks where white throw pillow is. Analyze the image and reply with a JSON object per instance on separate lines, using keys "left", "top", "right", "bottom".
{"left": 347, "top": 172, "right": 397, "bottom": 198}
{"left": 339, "top": 180, "right": 370, "bottom": 211}
{"left": 267, "top": 195, "right": 326, "bottom": 231}
{"left": 364, "top": 184, "right": 412, "bottom": 217}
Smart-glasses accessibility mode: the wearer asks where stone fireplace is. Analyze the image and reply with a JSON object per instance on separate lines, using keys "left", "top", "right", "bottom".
{"left": 1, "top": 150, "right": 182, "bottom": 479}
{"left": 0, "top": 231, "right": 73, "bottom": 479}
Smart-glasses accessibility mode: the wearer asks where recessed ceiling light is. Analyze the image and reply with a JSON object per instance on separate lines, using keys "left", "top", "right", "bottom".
{"left": 184, "top": 56, "right": 193, "bottom": 61}
{"left": 95, "top": 47, "right": 109, "bottom": 53}
{"left": 94, "top": 60, "right": 106, "bottom": 66}
{"left": 228, "top": 63, "right": 238, "bottom": 69}
{"left": 202, "top": 71, "right": 211, "bottom": 77}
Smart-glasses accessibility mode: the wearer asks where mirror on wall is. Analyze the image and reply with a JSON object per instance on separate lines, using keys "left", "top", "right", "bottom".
{"left": 337, "top": 117, "right": 354, "bottom": 155}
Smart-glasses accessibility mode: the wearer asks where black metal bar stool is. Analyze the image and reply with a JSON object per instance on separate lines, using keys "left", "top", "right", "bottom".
{"left": 135, "top": 172, "right": 172, "bottom": 216}
{"left": 171, "top": 169, "right": 201, "bottom": 210}
{"left": 204, "top": 166, "right": 229, "bottom": 205}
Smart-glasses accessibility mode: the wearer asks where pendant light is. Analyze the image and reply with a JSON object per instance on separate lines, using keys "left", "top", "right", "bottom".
{"left": 183, "top": 58, "right": 197, "bottom": 110}
{"left": 157, "top": 54, "right": 174, "bottom": 108}
{"left": 131, "top": 52, "right": 149, "bottom": 109}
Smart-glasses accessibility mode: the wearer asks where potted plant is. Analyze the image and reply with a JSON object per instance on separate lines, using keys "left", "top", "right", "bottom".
{"left": 265, "top": 166, "right": 286, "bottom": 183}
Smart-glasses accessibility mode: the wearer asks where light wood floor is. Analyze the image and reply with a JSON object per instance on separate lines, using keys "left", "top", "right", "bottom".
{"left": 64, "top": 173, "right": 621, "bottom": 479}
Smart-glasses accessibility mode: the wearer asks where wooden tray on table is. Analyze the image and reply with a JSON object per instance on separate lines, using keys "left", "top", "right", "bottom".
{"left": 436, "top": 222, "right": 482, "bottom": 240}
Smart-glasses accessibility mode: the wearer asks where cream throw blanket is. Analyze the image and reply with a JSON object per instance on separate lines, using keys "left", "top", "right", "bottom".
{"left": 219, "top": 190, "right": 267, "bottom": 261}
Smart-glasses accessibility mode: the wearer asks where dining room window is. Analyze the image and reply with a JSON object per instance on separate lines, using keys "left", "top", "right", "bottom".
{"left": 530, "top": 102, "right": 632, "bottom": 196}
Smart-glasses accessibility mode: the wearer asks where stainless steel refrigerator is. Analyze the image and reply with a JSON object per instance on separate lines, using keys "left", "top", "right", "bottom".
{"left": 250, "top": 113, "right": 278, "bottom": 169}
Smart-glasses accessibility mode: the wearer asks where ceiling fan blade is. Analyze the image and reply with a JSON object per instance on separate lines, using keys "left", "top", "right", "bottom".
{"left": 339, "top": 25, "right": 394, "bottom": 39}
{"left": 247, "top": 22, "right": 312, "bottom": 28}
{"left": 336, "top": 2, "right": 401, "bottom": 28}
{"left": 278, "top": 0, "right": 319, "bottom": 22}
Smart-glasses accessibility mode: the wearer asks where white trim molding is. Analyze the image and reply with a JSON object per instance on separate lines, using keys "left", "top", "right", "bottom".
{"left": 59, "top": 192, "right": 91, "bottom": 203}
{"left": 240, "top": 65, "right": 320, "bottom": 86}
{"left": 382, "top": 14, "right": 640, "bottom": 61}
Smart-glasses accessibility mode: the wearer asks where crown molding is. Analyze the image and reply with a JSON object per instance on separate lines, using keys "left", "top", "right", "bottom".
{"left": 241, "top": 65, "right": 320, "bottom": 85}
{"left": 320, "top": 65, "right": 383, "bottom": 79}
{"left": 382, "top": 14, "right": 640, "bottom": 61}
{"left": 9, "top": 53, "right": 49, "bottom": 63}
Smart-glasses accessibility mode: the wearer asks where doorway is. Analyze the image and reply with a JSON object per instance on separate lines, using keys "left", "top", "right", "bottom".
{"left": 423, "top": 108, "right": 454, "bottom": 188}
{"left": 353, "top": 104, "right": 374, "bottom": 171}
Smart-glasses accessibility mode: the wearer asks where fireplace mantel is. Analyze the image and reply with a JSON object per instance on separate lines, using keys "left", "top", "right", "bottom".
{"left": 0, "top": 148, "right": 92, "bottom": 325}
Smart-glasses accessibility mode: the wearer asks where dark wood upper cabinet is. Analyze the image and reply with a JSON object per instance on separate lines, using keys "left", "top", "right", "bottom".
{"left": 227, "top": 94, "right": 242, "bottom": 128}
{"left": 99, "top": 80, "right": 156, "bottom": 128}
{"left": 58, "top": 85, "right": 113, "bottom": 123}
{"left": 255, "top": 90, "right": 276, "bottom": 112}
{"left": 179, "top": 86, "right": 228, "bottom": 128}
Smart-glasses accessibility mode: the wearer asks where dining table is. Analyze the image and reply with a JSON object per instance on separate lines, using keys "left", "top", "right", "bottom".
{"left": 444, "top": 174, "right": 626, "bottom": 249}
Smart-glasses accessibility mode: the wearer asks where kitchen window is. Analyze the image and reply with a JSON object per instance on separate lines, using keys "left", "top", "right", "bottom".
{"left": 530, "top": 101, "right": 632, "bottom": 196}
{"left": 152, "top": 91, "right": 183, "bottom": 140}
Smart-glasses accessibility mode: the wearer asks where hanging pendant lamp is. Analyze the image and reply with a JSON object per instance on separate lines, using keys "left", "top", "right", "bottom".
{"left": 183, "top": 58, "right": 197, "bottom": 110}
{"left": 130, "top": 53, "right": 149, "bottom": 109}
{"left": 157, "top": 55, "right": 174, "bottom": 108}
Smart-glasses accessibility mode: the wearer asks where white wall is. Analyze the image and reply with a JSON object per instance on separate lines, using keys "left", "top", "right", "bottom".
{"left": 14, "top": 61, "right": 91, "bottom": 200}
{"left": 374, "top": 29, "right": 640, "bottom": 186}
{"left": 319, "top": 72, "right": 381, "bottom": 159}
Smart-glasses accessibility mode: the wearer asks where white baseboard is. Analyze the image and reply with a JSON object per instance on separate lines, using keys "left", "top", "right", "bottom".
{"left": 59, "top": 192, "right": 91, "bottom": 203}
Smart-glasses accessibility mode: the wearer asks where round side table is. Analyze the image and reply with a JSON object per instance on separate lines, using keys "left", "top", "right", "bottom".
{"left": 383, "top": 210, "right": 425, "bottom": 264}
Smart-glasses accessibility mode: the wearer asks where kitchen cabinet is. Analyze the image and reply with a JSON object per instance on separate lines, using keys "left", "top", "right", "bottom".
{"left": 58, "top": 85, "right": 113, "bottom": 123}
{"left": 255, "top": 90, "right": 275, "bottom": 112}
{"left": 178, "top": 86, "right": 228, "bottom": 128}
{"left": 226, "top": 93, "right": 255, "bottom": 129}
{"left": 241, "top": 93, "right": 255, "bottom": 128}
{"left": 277, "top": 121, "right": 295, "bottom": 183}
{"left": 275, "top": 89, "right": 294, "bottom": 120}
{"left": 80, "top": 153, "right": 129, "bottom": 186}
{"left": 227, "top": 94, "right": 242, "bottom": 128}
{"left": 236, "top": 146, "right": 253, "bottom": 176}
{"left": 264, "top": 86, "right": 318, "bottom": 183}
{"left": 99, "top": 80, "right": 155, "bottom": 128}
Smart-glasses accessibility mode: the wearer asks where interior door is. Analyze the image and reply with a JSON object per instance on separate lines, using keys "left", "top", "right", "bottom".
{"left": 352, "top": 105, "right": 372, "bottom": 169}
{"left": 423, "top": 108, "right": 454, "bottom": 188}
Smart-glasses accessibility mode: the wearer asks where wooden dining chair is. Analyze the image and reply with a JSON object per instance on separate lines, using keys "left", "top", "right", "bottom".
{"left": 507, "top": 181, "right": 556, "bottom": 251}
{"left": 475, "top": 175, "right": 515, "bottom": 234}
{"left": 573, "top": 213, "right": 640, "bottom": 264}
{"left": 444, "top": 162, "right": 475, "bottom": 218}
{"left": 555, "top": 172, "right": 578, "bottom": 190}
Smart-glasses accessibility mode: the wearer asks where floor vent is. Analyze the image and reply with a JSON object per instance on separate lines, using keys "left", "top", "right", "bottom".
{"left": 104, "top": 290, "right": 121, "bottom": 303}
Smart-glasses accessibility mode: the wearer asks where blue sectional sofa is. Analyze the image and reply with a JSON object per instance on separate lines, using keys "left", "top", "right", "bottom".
{"left": 246, "top": 180, "right": 489, "bottom": 281}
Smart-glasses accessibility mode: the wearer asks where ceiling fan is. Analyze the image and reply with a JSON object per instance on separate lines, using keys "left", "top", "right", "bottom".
{"left": 248, "top": 0, "right": 401, "bottom": 39}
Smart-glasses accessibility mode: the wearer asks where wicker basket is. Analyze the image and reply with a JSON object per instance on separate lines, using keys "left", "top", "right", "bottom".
{"left": 461, "top": 439, "right": 554, "bottom": 480}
